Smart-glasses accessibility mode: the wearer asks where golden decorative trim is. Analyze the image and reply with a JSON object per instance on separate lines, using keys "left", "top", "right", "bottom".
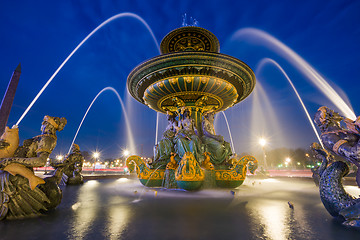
{"left": 175, "top": 152, "right": 204, "bottom": 181}
{"left": 215, "top": 155, "right": 258, "bottom": 181}
{"left": 157, "top": 91, "right": 224, "bottom": 112}
{"left": 333, "top": 139, "right": 347, "bottom": 153}
{"left": 137, "top": 61, "right": 250, "bottom": 95}
{"left": 126, "top": 155, "right": 165, "bottom": 180}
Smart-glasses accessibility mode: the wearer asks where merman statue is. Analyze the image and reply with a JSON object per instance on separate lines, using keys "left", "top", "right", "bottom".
{"left": 314, "top": 106, "right": 360, "bottom": 186}
{"left": 52, "top": 144, "right": 84, "bottom": 185}
{"left": 0, "top": 115, "right": 67, "bottom": 220}
{"left": 313, "top": 106, "right": 360, "bottom": 227}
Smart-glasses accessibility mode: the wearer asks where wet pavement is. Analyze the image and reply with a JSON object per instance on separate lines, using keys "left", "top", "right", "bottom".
{"left": 1, "top": 176, "right": 360, "bottom": 240}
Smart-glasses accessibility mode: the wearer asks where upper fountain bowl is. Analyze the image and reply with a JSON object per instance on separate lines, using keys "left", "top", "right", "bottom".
{"left": 127, "top": 26, "right": 256, "bottom": 113}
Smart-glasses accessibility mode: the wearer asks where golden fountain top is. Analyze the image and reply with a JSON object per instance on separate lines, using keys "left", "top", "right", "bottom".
{"left": 127, "top": 26, "right": 255, "bottom": 114}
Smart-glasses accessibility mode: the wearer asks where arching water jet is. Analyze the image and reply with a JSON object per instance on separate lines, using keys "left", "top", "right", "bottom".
{"left": 230, "top": 28, "right": 356, "bottom": 120}
{"left": 68, "top": 87, "right": 136, "bottom": 155}
{"left": 221, "top": 111, "right": 235, "bottom": 153}
{"left": 16, "top": 12, "right": 160, "bottom": 126}
{"left": 256, "top": 58, "right": 323, "bottom": 147}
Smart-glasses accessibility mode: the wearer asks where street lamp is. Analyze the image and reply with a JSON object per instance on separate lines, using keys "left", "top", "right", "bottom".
{"left": 285, "top": 157, "right": 291, "bottom": 167}
{"left": 93, "top": 151, "right": 100, "bottom": 172}
{"left": 258, "top": 137, "right": 268, "bottom": 169}
{"left": 123, "top": 149, "right": 130, "bottom": 157}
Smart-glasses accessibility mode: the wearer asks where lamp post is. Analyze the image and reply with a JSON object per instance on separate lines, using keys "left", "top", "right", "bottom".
{"left": 123, "top": 149, "right": 130, "bottom": 158}
{"left": 259, "top": 137, "right": 268, "bottom": 169}
{"left": 285, "top": 157, "right": 291, "bottom": 168}
{"left": 93, "top": 151, "right": 100, "bottom": 172}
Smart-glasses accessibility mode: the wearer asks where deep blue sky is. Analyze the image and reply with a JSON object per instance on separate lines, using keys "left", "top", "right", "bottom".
{"left": 1, "top": 0, "right": 360, "bottom": 159}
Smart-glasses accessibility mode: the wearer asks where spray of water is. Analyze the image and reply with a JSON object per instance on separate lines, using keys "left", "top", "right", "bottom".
{"left": 132, "top": 164, "right": 165, "bottom": 203}
{"left": 231, "top": 28, "right": 356, "bottom": 120}
{"left": 248, "top": 82, "right": 286, "bottom": 152}
{"left": 16, "top": 12, "right": 160, "bottom": 126}
{"left": 155, "top": 112, "right": 160, "bottom": 144}
{"left": 68, "top": 87, "right": 135, "bottom": 155}
{"left": 221, "top": 112, "right": 235, "bottom": 153}
{"left": 256, "top": 58, "right": 323, "bottom": 148}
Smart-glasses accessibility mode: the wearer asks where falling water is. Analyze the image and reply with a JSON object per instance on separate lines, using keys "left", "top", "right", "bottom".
{"left": 247, "top": 81, "right": 286, "bottom": 153}
{"left": 230, "top": 28, "right": 356, "bottom": 120}
{"left": 256, "top": 58, "right": 323, "bottom": 148}
{"left": 132, "top": 164, "right": 165, "bottom": 203}
{"left": 16, "top": 12, "right": 160, "bottom": 126}
{"left": 155, "top": 112, "right": 160, "bottom": 144}
{"left": 68, "top": 87, "right": 136, "bottom": 155}
{"left": 221, "top": 112, "right": 235, "bottom": 153}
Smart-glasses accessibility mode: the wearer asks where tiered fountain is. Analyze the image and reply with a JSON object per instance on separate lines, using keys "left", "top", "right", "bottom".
{"left": 126, "top": 26, "right": 258, "bottom": 190}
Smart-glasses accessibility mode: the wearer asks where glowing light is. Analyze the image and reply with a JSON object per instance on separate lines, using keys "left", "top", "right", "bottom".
{"left": 56, "top": 155, "right": 64, "bottom": 161}
{"left": 93, "top": 152, "right": 100, "bottom": 159}
{"left": 285, "top": 157, "right": 291, "bottom": 167}
{"left": 259, "top": 137, "right": 267, "bottom": 147}
{"left": 123, "top": 150, "right": 130, "bottom": 157}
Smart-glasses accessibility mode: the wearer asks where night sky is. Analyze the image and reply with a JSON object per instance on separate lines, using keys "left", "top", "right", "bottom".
{"left": 1, "top": 0, "right": 360, "bottom": 159}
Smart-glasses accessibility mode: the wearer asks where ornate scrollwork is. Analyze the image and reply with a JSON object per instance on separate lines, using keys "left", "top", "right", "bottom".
{"left": 215, "top": 155, "right": 258, "bottom": 181}
{"left": 175, "top": 152, "right": 204, "bottom": 181}
{"left": 126, "top": 155, "right": 165, "bottom": 180}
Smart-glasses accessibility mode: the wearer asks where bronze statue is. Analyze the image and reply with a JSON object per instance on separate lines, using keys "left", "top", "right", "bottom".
{"left": 174, "top": 107, "right": 203, "bottom": 163}
{"left": 310, "top": 142, "right": 333, "bottom": 186}
{"left": 153, "top": 111, "right": 177, "bottom": 168}
{"left": 314, "top": 106, "right": 360, "bottom": 186}
{"left": 0, "top": 116, "right": 67, "bottom": 220}
{"left": 52, "top": 144, "right": 84, "bottom": 185}
{"left": 313, "top": 106, "right": 360, "bottom": 227}
{"left": 201, "top": 111, "right": 232, "bottom": 166}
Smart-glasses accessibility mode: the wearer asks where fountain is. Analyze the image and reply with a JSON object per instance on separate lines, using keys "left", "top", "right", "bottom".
{"left": 126, "top": 26, "right": 258, "bottom": 190}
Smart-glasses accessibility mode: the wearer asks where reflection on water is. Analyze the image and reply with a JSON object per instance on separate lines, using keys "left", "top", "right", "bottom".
{"left": 105, "top": 196, "right": 131, "bottom": 240}
{"left": 252, "top": 200, "right": 291, "bottom": 240}
{"left": 69, "top": 180, "right": 100, "bottom": 239}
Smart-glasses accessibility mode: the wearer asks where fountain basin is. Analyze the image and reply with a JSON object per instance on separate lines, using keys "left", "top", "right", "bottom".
{"left": 127, "top": 51, "right": 255, "bottom": 113}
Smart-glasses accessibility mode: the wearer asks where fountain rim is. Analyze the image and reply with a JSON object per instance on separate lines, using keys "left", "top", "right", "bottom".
{"left": 127, "top": 51, "right": 256, "bottom": 112}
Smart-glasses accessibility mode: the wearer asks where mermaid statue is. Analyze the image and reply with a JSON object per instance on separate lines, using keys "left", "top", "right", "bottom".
{"left": 201, "top": 110, "right": 232, "bottom": 167}
{"left": 174, "top": 107, "right": 203, "bottom": 163}
{"left": 0, "top": 115, "right": 68, "bottom": 220}
{"left": 313, "top": 106, "right": 360, "bottom": 227}
{"left": 153, "top": 111, "right": 178, "bottom": 169}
